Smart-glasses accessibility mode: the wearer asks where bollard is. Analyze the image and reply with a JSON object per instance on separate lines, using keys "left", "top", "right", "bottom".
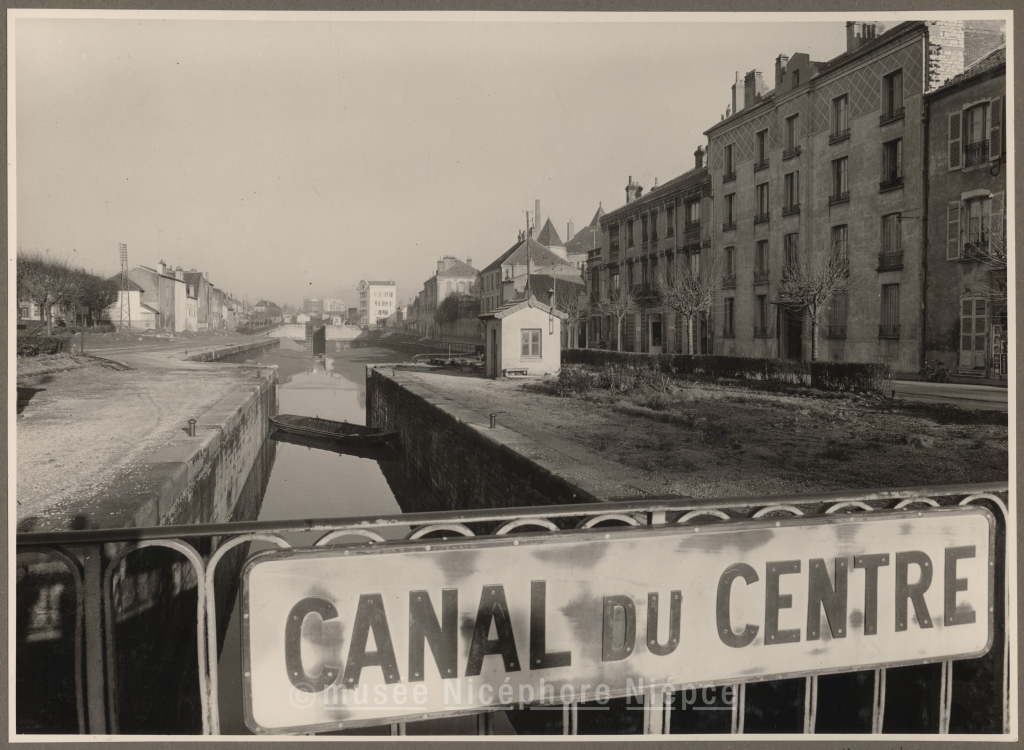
{"left": 188, "top": 418, "right": 197, "bottom": 437}
{"left": 489, "top": 414, "right": 496, "bottom": 429}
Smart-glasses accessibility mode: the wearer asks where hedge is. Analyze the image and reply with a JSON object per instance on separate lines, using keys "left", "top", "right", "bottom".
{"left": 561, "top": 348, "right": 889, "bottom": 393}
{"left": 17, "top": 336, "right": 74, "bottom": 357}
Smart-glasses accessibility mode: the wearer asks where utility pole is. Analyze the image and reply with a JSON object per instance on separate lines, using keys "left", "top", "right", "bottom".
{"left": 118, "top": 243, "right": 131, "bottom": 331}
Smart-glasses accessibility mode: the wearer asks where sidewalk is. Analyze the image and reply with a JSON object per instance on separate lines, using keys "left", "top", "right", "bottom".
{"left": 16, "top": 335, "right": 278, "bottom": 529}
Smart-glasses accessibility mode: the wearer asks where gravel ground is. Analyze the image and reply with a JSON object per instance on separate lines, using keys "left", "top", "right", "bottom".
{"left": 393, "top": 370, "right": 1008, "bottom": 499}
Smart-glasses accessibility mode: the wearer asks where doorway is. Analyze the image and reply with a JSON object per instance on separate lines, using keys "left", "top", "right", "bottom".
{"left": 489, "top": 328, "right": 498, "bottom": 378}
{"left": 648, "top": 314, "right": 663, "bottom": 355}
{"left": 785, "top": 309, "right": 803, "bottom": 360}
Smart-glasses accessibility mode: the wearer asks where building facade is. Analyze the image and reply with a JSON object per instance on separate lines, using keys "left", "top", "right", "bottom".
{"left": 421, "top": 256, "right": 478, "bottom": 318}
{"left": 480, "top": 237, "right": 582, "bottom": 315}
{"left": 924, "top": 47, "right": 1006, "bottom": 379}
{"left": 357, "top": 280, "right": 397, "bottom": 328}
{"left": 590, "top": 157, "right": 714, "bottom": 354}
{"left": 704, "top": 21, "right": 993, "bottom": 372}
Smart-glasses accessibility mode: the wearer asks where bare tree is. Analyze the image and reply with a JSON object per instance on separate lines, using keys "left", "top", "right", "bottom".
{"left": 558, "top": 289, "right": 589, "bottom": 349}
{"left": 434, "top": 293, "right": 460, "bottom": 342}
{"left": 17, "top": 251, "right": 83, "bottom": 335}
{"left": 596, "top": 287, "right": 638, "bottom": 352}
{"left": 962, "top": 229, "right": 1007, "bottom": 301}
{"left": 776, "top": 248, "right": 851, "bottom": 361}
{"left": 655, "top": 253, "right": 722, "bottom": 355}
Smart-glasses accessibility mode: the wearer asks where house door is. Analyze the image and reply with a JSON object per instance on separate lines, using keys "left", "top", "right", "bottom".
{"left": 959, "top": 298, "right": 987, "bottom": 371}
{"left": 785, "top": 309, "right": 803, "bottom": 360}
{"left": 489, "top": 328, "right": 498, "bottom": 378}
{"left": 649, "top": 314, "right": 663, "bottom": 355}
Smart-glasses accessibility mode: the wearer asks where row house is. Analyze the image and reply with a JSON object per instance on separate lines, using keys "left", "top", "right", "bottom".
{"left": 924, "top": 47, "right": 1006, "bottom": 379}
{"left": 703, "top": 20, "right": 1003, "bottom": 371}
{"left": 589, "top": 153, "right": 714, "bottom": 354}
{"left": 420, "top": 256, "right": 479, "bottom": 317}
{"left": 479, "top": 237, "right": 580, "bottom": 315}
{"left": 183, "top": 269, "right": 227, "bottom": 331}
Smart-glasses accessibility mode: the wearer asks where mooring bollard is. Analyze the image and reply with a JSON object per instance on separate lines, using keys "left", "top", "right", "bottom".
{"left": 188, "top": 418, "right": 197, "bottom": 437}
{"left": 489, "top": 414, "right": 496, "bottom": 429}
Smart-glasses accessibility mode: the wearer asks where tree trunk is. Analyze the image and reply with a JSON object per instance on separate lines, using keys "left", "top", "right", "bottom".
{"left": 45, "top": 305, "right": 53, "bottom": 336}
{"left": 810, "top": 316, "right": 819, "bottom": 362}
{"left": 617, "top": 316, "right": 623, "bottom": 352}
{"left": 685, "top": 314, "right": 693, "bottom": 355}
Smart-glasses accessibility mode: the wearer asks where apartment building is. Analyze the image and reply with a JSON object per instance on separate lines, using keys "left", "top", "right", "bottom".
{"left": 357, "top": 280, "right": 397, "bottom": 328}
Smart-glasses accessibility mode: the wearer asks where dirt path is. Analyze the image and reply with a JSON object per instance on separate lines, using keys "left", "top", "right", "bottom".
{"left": 394, "top": 370, "right": 1008, "bottom": 499}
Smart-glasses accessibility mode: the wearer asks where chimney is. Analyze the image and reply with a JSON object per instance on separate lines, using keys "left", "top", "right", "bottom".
{"left": 204, "top": 271, "right": 209, "bottom": 281}
{"left": 158, "top": 260, "right": 166, "bottom": 275}
{"left": 694, "top": 145, "right": 706, "bottom": 170}
{"left": 775, "top": 54, "right": 790, "bottom": 90}
{"left": 437, "top": 258, "right": 445, "bottom": 275}
{"left": 567, "top": 220, "right": 575, "bottom": 240}
{"left": 846, "top": 22, "right": 886, "bottom": 54}
{"left": 466, "top": 257, "right": 472, "bottom": 268}
{"left": 731, "top": 71, "right": 741, "bottom": 114}
{"left": 175, "top": 268, "right": 184, "bottom": 280}
{"left": 625, "top": 176, "right": 643, "bottom": 204}
{"left": 535, "top": 199, "right": 541, "bottom": 233}
{"left": 744, "top": 70, "right": 765, "bottom": 109}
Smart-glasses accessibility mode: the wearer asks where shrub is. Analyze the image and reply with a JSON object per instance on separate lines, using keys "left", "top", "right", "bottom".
{"left": 17, "top": 335, "right": 73, "bottom": 357}
{"left": 556, "top": 365, "right": 595, "bottom": 396}
{"left": 810, "top": 361, "right": 891, "bottom": 393}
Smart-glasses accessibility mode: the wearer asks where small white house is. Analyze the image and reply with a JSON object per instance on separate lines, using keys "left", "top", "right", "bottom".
{"left": 296, "top": 312, "right": 311, "bottom": 324}
{"left": 479, "top": 295, "right": 566, "bottom": 378}
{"left": 101, "top": 288, "right": 159, "bottom": 330}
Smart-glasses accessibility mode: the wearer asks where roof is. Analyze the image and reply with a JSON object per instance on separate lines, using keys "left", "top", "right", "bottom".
{"left": 436, "top": 259, "right": 478, "bottom": 278}
{"left": 523, "top": 274, "right": 586, "bottom": 308}
{"left": 588, "top": 204, "right": 605, "bottom": 227}
{"left": 478, "top": 294, "right": 568, "bottom": 321}
{"left": 603, "top": 166, "right": 710, "bottom": 223}
{"left": 139, "top": 303, "right": 160, "bottom": 314}
{"left": 481, "top": 238, "right": 572, "bottom": 275}
{"left": 535, "top": 217, "right": 563, "bottom": 248}
{"left": 927, "top": 46, "right": 1005, "bottom": 97}
{"left": 109, "top": 275, "right": 146, "bottom": 292}
{"left": 365, "top": 280, "right": 396, "bottom": 286}
{"left": 564, "top": 204, "right": 606, "bottom": 256}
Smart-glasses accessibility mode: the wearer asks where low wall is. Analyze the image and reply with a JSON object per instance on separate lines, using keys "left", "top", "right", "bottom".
{"left": 366, "top": 368, "right": 600, "bottom": 511}
{"left": 185, "top": 338, "right": 279, "bottom": 362}
{"left": 264, "top": 324, "right": 362, "bottom": 341}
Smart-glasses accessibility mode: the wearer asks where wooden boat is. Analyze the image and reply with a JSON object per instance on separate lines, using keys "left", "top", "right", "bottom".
{"left": 269, "top": 414, "right": 398, "bottom": 446}
{"left": 269, "top": 428, "right": 399, "bottom": 461}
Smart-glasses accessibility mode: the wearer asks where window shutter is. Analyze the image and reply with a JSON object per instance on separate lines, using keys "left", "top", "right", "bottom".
{"left": 946, "top": 201, "right": 961, "bottom": 260}
{"left": 948, "top": 112, "right": 962, "bottom": 170}
{"left": 990, "top": 191, "right": 1005, "bottom": 258}
{"left": 989, "top": 97, "right": 1002, "bottom": 160}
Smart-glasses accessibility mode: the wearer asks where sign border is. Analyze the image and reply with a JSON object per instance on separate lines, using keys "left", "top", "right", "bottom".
{"left": 239, "top": 504, "right": 996, "bottom": 734}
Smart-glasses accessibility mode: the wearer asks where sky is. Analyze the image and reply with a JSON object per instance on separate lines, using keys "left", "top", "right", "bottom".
{"left": 14, "top": 13, "right": 854, "bottom": 309}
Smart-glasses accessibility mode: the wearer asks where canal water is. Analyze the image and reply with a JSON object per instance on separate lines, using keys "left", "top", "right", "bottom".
{"left": 216, "top": 342, "right": 417, "bottom": 734}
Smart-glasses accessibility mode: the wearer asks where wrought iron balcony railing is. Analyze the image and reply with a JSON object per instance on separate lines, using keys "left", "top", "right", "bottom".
{"left": 754, "top": 158, "right": 769, "bottom": 172}
{"left": 828, "top": 191, "right": 850, "bottom": 206}
{"left": 722, "top": 274, "right": 736, "bottom": 289}
{"left": 753, "top": 325, "right": 768, "bottom": 338}
{"left": 879, "top": 107, "right": 904, "bottom": 126}
{"left": 753, "top": 269, "right": 770, "bottom": 285}
{"left": 783, "top": 146, "right": 802, "bottom": 160}
{"left": 782, "top": 203, "right": 800, "bottom": 216}
{"left": 829, "top": 128, "right": 850, "bottom": 144}
{"left": 879, "top": 175, "right": 904, "bottom": 191}
{"left": 878, "top": 324, "right": 901, "bottom": 339}
{"left": 965, "top": 140, "right": 990, "bottom": 167}
{"left": 877, "top": 251, "right": 903, "bottom": 271}
{"left": 722, "top": 220, "right": 736, "bottom": 232}
{"left": 754, "top": 212, "right": 770, "bottom": 225}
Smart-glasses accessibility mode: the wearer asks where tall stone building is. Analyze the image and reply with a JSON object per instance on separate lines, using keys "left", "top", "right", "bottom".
{"left": 703, "top": 20, "right": 997, "bottom": 371}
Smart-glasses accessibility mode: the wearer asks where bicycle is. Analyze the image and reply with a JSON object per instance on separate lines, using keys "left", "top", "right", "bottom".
{"left": 917, "top": 359, "right": 950, "bottom": 383}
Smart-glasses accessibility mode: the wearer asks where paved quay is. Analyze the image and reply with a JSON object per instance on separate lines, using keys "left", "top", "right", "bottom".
{"left": 16, "top": 334, "right": 279, "bottom": 531}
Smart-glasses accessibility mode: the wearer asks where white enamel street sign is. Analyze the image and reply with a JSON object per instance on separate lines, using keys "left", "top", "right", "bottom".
{"left": 240, "top": 506, "right": 994, "bottom": 733}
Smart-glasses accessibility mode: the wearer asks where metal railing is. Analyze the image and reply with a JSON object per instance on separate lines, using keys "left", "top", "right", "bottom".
{"left": 16, "top": 483, "right": 1009, "bottom": 737}
{"left": 754, "top": 212, "right": 770, "bottom": 225}
{"left": 829, "top": 191, "right": 850, "bottom": 206}
{"left": 754, "top": 158, "right": 769, "bottom": 172}
{"left": 782, "top": 203, "right": 800, "bottom": 216}
{"left": 880, "top": 107, "right": 905, "bottom": 125}
{"left": 877, "top": 252, "right": 904, "bottom": 271}
{"left": 878, "top": 324, "right": 901, "bottom": 339}
{"left": 753, "top": 269, "right": 770, "bottom": 285}
{"left": 829, "top": 128, "right": 850, "bottom": 144}
{"left": 721, "top": 220, "right": 736, "bottom": 232}
{"left": 880, "top": 175, "right": 904, "bottom": 191}
{"left": 827, "top": 325, "right": 847, "bottom": 339}
{"left": 723, "top": 171, "right": 736, "bottom": 183}
{"left": 783, "top": 146, "right": 801, "bottom": 160}
{"left": 965, "top": 141, "right": 990, "bottom": 167}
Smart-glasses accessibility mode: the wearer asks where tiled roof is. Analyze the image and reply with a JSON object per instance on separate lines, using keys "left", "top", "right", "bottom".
{"left": 536, "top": 218, "right": 563, "bottom": 247}
{"left": 524, "top": 274, "right": 585, "bottom": 308}
{"left": 436, "top": 260, "right": 478, "bottom": 278}
{"left": 481, "top": 238, "right": 570, "bottom": 275}
{"left": 927, "top": 45, "right": 1005, "bottom": 96}
{"left": 588, "top": 204, "right": 605, "bottom": 227}
{"left": 564, "top": 223, "right": 601, "bottom": 256}
{"left": 603, "top": 166, "right": 710, "bottom": 222}
{"left": 478, "top": 294, "right": 568, "bottom": 321}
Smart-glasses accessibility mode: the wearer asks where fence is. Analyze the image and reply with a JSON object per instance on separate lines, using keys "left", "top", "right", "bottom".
{"left": 15, "top": 481, "right": 1010, "bottom": 736}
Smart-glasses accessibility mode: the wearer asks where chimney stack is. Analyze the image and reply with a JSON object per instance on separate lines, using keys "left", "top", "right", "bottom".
{"left": 437, "top": 258, "right": 445, "bottom": 275}
{"left": 846, "top": 22, "right": 886, "bottom": 54}
{"left": 731, "top": 71, "right": 742, "bottom": 115}
{"left": 744, "top": 70, "right": 766, "bottom": 109}
{"left": 567, "top": 220, "right": 575, "bottom": 240}
{"left": 625, "top": 176, "right": 643, "bottom": 204}
{"left": 157, "top": 260, "right": 166, "bottom": 275}
{"left": 775, "top": 54, "right": 789, "bottom": 90}
{"left": 466, "top": 257, "right": 472, "bottom": 268}
{"left": 694, "top": 145, "right": 706, "bottom": 170}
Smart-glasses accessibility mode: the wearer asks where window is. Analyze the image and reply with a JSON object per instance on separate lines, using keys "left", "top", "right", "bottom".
{"left": 723, "top": 194, "right": 736, "bottom": 230}
{"left": 882, "top": 213, "right": 901, "bottom": 255}
{"left": 665, "top": 205, "right": 675, "bottom": 237}
{"left": 754, "top": 295, "right": 768, "bottom": 336}
{"left": 690, "top": 250, "right": 700, "bottom": 277}
{"left": 792, "top": 70, "right": 800, "bottom": 87}
{"left": 724, "top": 144, "right": 735, "bottom": 179}
{"left": 963, "top": 103, "right": 989, "bottom": 167}
{"left": 828, "top": 291, "right": 848, "bottom": 339}
{"left": 830, "top": 157, "right": 849, "bottom": 202}
{"left": 626, "top": 219, "right": 635, "bottom": 247}
{"left": 882, "top": 139, "right": 903, "bottom": 187}
{"left": 754, "top": 240, "right": 769, "bottom": 283}
{"left": 756, "top": 130, "right": 768, "bottom": 164}
{"left": 651, "top": 255, "right": 659, "bottom": 283}
{"left": 610, "top": 224, "right": 620, "bottom": 252}
{"left": 784, "top": 233, "right": 799, "bottom": 274}
{"left": 521, "top": 329, "right": 542, "bottom": 358}
{"left": 785, "top": 114, "right": 800, "bottom": 151}
{"left": 610, "top": 270, "right": 619, "bottom": 292}
{"left": 755, "top": 183, "right": 770, "bottom": 222}
{"left": 651, "top": 209, "right": 659, "bottom": 241}
{"left": 882, "top": 70, "right": 903, "bottom": 120}
{"left": 831, "top": 225, "right": 849, "bottom": 260}
{"left": 784, "top": 171, "right": 799, "bottom": 212}
{"left": 723, "top": 297, "right": 735, "bottom": 336}
{"left": 965, "top": 196, "right": 991, "bottom": 251}
{"left": 723, "top": 247, "right": 736, "bottom": 287}
{"left": 641, "top": 215, "right": 649, "bottom": 243}
{"left": 880, "top": 283, "right": 900, "bottom": 338}
{"left": 832, "top": 95, "right": 849, "bottom": 137}
{"left": 685, "top": 200, "right": 700, "bottom": 229}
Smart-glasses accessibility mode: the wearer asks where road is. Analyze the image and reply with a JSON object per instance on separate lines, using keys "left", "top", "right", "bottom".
{"left": 894, "top": 380, "right": 1008, "bottom": 412}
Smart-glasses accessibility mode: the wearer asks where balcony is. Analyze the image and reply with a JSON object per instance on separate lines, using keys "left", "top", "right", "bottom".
{"left": 783, "top": 146, "right": 802, "bottom": 160}
{"left": 682, "top": 227, "right": 701, "bottom": 247}
{"left": 960, "top": 239, "right": 991, "bottom": 261}
{"left": 753, "top": 326, "right": 768, "bottom": 338}
{"left": 722, "top": 274, "right": 736, "bottom": 289}
{"left": 829, "top": 128, "right": 850, "bottom": 145}
{"left": 828, "top": 191, "right": 850, "bottom": 206}
{"left": 684, "top": 220, "right": 701, "bottom": 232}
{"left": 723, "top": 171, "right": 737, "bottom": 183}
{"left": 753, "top": 269, "right": 770, "bottom": 285}
{"left": 782, "top": 203, "right": 800, "bottom": 216}
{"left": 754, "top": 158, "right": 769, "bottom": 172}
{"left": 877, "top": 251, "right": 903, "bottom": 271}
{"left": 827, "top": 325, "right": 847, "bottom": 340}
{"left": 878, "top": 324, "right": 901, "bottom": 339}
{"left": 965, "top": 140, "right": 989, "bottom": 167}
{"left": 754, "top": 212, "right": 770, "bottom": 225}
{"left": 879, "top": 107, "right": 904, "bottom": 126}
{"left": 722, "top": 220, "right": 736, "bottom": 232}
{"left": 879, "top": 175, "right": 904, "bottom": 192}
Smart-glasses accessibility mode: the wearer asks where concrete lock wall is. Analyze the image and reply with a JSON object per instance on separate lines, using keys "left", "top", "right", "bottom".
{"left": 366, "top": 368, "right": 597, "bottom": 512}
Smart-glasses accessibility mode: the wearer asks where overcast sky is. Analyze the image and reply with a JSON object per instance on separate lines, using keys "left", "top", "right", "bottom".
{"left": 15, "top": 14, "right": 855, "bottom": 308}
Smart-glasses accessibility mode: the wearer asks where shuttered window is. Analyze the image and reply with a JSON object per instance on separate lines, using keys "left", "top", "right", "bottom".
{"left": 723, "top": 297, "right": 734, "bottom": 336}
{"left": 948, "top": 112, "right": 962, "bottom": 170}
{"left": 990, "top": 97, "right": 1003, "bottom": 160}
{"left": 880, "top": 283, "right": 900, "bottom": 337}
{"left": 947, "top": 201, "right": 961, "bottom": 259}
{"left": 829, "top": 291, "right": 848, "bottom": 336}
